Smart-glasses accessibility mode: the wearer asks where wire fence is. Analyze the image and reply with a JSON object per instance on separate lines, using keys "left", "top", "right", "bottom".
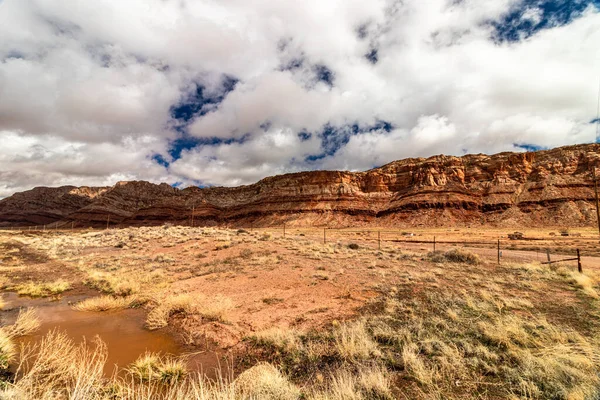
{"left": 1, "top": 223, "right": 598, "bottom": 272}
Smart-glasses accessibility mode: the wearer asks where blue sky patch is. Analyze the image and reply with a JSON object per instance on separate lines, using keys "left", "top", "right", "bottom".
{"left": 298, "top": 131, "right": 312, "bottom": 141}
{"left": 365, "top": 48, "right": 378, "bottom": 64}
{"left": 152, "top": 154, "right": 170, "bottom": 168}
{"left": 491, "top": 0, "right": 599, "bottom": 43}
{"left": 313, "top": 64, "right": 335, "bottom": 86}
{"left": 304, "top": 121, "right": 394, "bottom": 162}
{"left": 514, "top": 143, "right": 546, "bottom": 152}
{"left": 170, "top": 75, "right": 238, "bottom": 123}
{"left": 168, "top": 134, "right": 250, "bottom": 161}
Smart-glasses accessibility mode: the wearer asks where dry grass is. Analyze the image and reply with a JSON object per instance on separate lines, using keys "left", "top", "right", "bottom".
{"left": 6, "top": 308, "right": 41, "bottom": 337}
{"left": 251, "top": 328, "right": 302, "bottom": 353}
{"left": 333, "top": 320, "right": 380, "bottom": 361}
{"left": 310, "top": 367, "right": 393, "bottom": 400}
{"left": 0, "top": 330, "right": 303, "bottom": 400}
{"left": 235, "top": 362, "right": 300, "bottom": 400}
{"left": 0, "top": 296, "right": 5, "bottom": 311}
{"left": 428, "top": 248, "right": 481, "bottom": 265}
{"left": 128, "top": 353, "right": 187, "bottom": 384}
{"left": 146, "top": 293, "right": 234, "bottom": 330}
{"left": 84, "top": 270, "right": 141, "bottom": 296}
{"left": 2, "top": 227, "right": 600, "bottom": 399}
{"left": 146, "top": 294, "right": 196, "bottom": 330}
{"left": 73, "top": 295, "right": 140, "bottom": 312}
{"left": 567, "top": 271, "right": 599, "bottom": 299}
{"left": 0, "top": 329, "right": 15, "bottom": 371}
{"left": 0, "top": 308, "right": 40, "bottom": 372}
{"left": 14, "top": 280, "right": 71, "bottom": 298}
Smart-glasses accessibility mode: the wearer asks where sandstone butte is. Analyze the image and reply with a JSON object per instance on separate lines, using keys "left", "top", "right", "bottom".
{"left": 1, "top": 143, "right": 600, "bottom": 228}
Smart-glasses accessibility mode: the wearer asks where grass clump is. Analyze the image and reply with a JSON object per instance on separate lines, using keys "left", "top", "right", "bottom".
{"left": 235, "top": 362, "right": 300, "bottom": 400}
{"left": 428, "top": 248, "right": 481, "bottom": 265}
{"left": 0, "top": 329, "right": 15, "bottom": 371}
{"left": 311, "top": 367, "right": 393, "bottom": 400}
{"left": 146, "top": 293, "right": 234, "bottom": 330}
{"left": 84, "top": 271, "right": 140, "bottom": 296}
{"left": 73, "top": 295, "right": 141, "bottom": 312}
{"left": 146, "top": 294, "right": 196, "bottom": 330}
{"left": 566, "top": 271, "right": 599, "bottom": 299}
{"left": 128, "top": 352, "right": 187, "bottom": 384}
{"left": 14, "top": 280, "right": 71, "bottom": 297}
{"left": 0, "top": 308, "right": 40, "bottom": 373}
{"left": 6, "top": 308, "right": 41, "bottom": 337}
{"left": 333, "top": 320, "right": 380, "bottom": 361}
{"left": 251, "top": 328, "right": 302, "bottom": 353}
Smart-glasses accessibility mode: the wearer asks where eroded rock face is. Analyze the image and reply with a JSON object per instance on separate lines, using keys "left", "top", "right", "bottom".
{"left": 2, "top": 144, "right": 600, "bottom": 228}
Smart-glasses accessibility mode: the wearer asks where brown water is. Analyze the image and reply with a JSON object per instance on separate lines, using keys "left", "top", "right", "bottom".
{"left": 0, "top": 292, "right": 222, "bottom": 376}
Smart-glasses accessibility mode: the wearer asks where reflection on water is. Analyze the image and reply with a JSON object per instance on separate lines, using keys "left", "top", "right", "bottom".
{"left": 0, "top": 292, "right": 223, "bottom": 377}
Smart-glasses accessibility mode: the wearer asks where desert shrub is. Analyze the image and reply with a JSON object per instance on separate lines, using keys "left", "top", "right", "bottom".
{"left": 428, "top": 249, "right": 481, "bottom": 265}
{"left": 348, "top": 243, "right": 360, "bottom": 250}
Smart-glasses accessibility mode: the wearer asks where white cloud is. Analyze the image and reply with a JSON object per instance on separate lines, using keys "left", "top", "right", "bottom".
{"left": 0, "top": 0, "right": 599, "bottom": 198}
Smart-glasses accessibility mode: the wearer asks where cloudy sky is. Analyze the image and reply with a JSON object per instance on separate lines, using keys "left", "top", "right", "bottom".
{"left": 0, "top": 0, "right": 599, "bottom": 198}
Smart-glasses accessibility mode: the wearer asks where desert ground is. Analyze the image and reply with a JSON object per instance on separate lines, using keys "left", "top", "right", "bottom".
{"left": 0, "top": 225, "right": 599, "bottom": 399}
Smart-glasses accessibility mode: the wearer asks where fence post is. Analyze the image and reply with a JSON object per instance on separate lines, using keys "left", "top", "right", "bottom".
{"left": 433, "top": 236, "right": 436, "bottom": 252}
{"left": 323, "top": 228, "right": 326, "bottom": 245}
{"left": 283, "top": 223, "right": 286, "bottom": 238}
{"left": 497, "top": 239, "right": 500, "bottom": 265}
{"left": 378, "top": 231, "right": 381, "bottom": 250}
{"left": 546, "top": 249, "right": 551, "bottom": 263}
{"left": 577, "top": 249, "right": 582, "bottom": 273}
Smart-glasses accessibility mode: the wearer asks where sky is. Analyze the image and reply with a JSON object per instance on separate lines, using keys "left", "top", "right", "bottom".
{"left": 0, "top": 0, "right": 599, "bottom": 198}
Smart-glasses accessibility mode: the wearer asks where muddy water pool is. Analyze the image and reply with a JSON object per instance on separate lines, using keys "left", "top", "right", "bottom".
{"left": 1, "top": 292, "right": 223, "bottom": 377}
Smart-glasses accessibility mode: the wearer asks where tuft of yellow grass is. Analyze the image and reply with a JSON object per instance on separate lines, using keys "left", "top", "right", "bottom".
{"left": 73, "top": 295, "right": 139, "bottom": 312}
{"left": 0, "top": 329, "right": 15, "bottom": 371}
{"left": 0, "top": 295, "right": 6, "bottom": 311}
{"left": 128, "top": 352, "right": 187, "bottom": 384}
{"left": 333, "top": 320, "right": 380, "bottom": 361}
{"left": 568, "top": 272, "right": 599, "bottom": 299}
{"left": 235, "top": 362, "right": 300, "bottom": 400}
{"left": 6, "top": 308, "right": 41, "bottom": 337}
{"left": 199, "top": 295, "right": 234, "bottom": 322}
{"left": 14, "top": 280, "right": 71, "bottom": 297}
{"left": 146, "top": 294, "right": 197, "bottom": 330}
{"left": 251, "top": 327, "right": 302, "bottom": 353}
{"left": 146, "top": 293, "right": 234, "bottom": 330}
{"left": 310, "top": 367, "right": 393, "bottom": 400}
{"left": 84, "top": 270, "right": 140, "bottom": 296}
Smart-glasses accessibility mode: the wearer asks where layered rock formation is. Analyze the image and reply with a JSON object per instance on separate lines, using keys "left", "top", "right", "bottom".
{"left": 2, "top": 144, "right": 600, "bottom": 228}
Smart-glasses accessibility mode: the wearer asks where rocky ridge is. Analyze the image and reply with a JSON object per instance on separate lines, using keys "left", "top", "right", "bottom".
{"left": 1, "top": 143, "right": 600, "bottom": 228}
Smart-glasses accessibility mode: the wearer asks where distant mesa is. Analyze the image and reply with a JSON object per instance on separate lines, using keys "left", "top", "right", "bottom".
{"left": 1, "top": 143, "right": 600, "bottom": 228}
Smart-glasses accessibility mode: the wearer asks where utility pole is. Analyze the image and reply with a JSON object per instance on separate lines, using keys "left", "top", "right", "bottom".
{"left": 106, "top": 215, "right": 110, "bottom": 230}
{"left": 593, "top": 167, "right": 600, "bottom": 238}
{"left": 191, "top": 205, "right": 195, "bottom": 227}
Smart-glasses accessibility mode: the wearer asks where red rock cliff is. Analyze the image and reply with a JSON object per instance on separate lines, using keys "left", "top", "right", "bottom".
{"left": 1, "top": 144, "right": 599, "bottom": 228}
